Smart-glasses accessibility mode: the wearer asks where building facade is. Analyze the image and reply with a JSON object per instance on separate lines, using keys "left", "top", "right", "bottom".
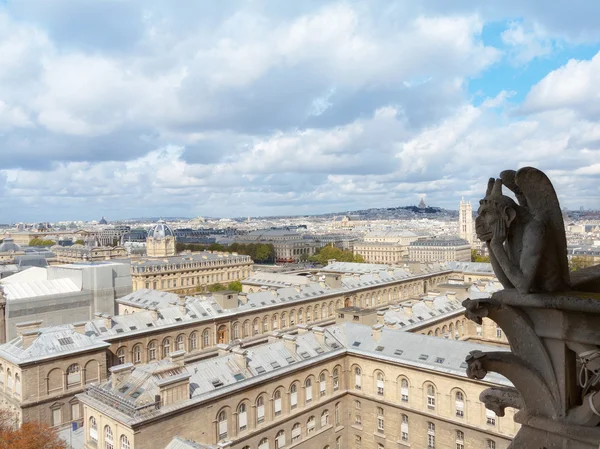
{"left": 353, "top": 231, "right": 420, "bottom": 264}
{"left": 52, "top": 245, "right": 128, "bottom": 263}
{"left": 78, "top": 324, "right": 517, "bottom": 449}
{"left": 130, "top": 251, "right": 254, "bottom": 293}
{"left": 146, "top": 222, "right": 177, "bottom": 258}
{"left": 235, "top": 229, "right": 319, "bottom": 263}
{"left": 409, "top": 238, "right": 471, "bottom": 263}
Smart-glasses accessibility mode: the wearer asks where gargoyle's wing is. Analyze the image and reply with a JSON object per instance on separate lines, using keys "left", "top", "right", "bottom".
{"left": 500, "top": 170, "right": 528, "bottom": 208}
{"left": 515, "top": 167, "right": 570, "bottom": 285}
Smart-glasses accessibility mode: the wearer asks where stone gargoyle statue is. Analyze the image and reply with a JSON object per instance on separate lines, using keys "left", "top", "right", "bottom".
{"left": 475, "top": 166, "right": 571, "bottom": 294}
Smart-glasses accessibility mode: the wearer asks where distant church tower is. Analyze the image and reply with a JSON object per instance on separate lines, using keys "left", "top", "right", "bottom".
{"left": 459, "top": 197, "right": 474, "bottom": 245}
{"left": 146, "top": 220, "right": 176, "bottom": 257}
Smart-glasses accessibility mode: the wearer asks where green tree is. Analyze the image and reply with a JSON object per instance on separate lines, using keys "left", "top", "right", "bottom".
{"left": 208, "top": 283, "right": 227, "bottom": 292}
{"left": 570, "top": 256, "right": 595, "bottom": 272}
{"left": 254, "top": 244, "right": 272, "bottom": 262}
{"left": 74, "top": 239, "right": 85, "bottom": 245}
{"left": 29, "top": 238, "right": 55, "bottom": 246}
{"left": 353, "top": 253, "right": 365, "bottom": 263}
{"left": 471, "top": 249, "right": 490, "bottom": 263}
{"left": 227, "top": 281, "right": 243, "bottom": 292}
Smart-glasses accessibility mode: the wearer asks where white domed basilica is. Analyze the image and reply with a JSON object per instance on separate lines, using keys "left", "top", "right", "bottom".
{"left": 146, "top": 220, "right": 176, "bottom": 257}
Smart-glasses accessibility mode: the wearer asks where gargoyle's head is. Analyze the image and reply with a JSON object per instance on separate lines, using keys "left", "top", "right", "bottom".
{"left": 476, "top": 178, "right": 518, "bottom": 242}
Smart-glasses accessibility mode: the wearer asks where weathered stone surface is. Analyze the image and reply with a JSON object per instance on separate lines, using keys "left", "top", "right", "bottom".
{"left": 465, "top": 167, "right": 600, "bottom": 448}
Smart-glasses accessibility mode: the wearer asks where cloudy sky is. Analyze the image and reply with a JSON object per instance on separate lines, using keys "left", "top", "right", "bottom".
{"left": 2, "top": 0, "right": 600, "bottom": 222}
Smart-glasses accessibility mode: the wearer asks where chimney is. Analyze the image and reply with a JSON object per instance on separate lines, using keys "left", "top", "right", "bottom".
{"left": 327, "top": 259, "right": 337, "bottom": 266}
{"left": 169, "top": 350, "right": 186, "bottom": 366}
{"left": 282, "top": 334, "right": 297, "bottom": 355}
{"left": 216, "top": 343, "right": 230, "bottom": 356}
{"left": 109, "top": 363, "right": 134, "bottom": 389}
{"left": 269, "top": 287, "right": 278, "bottom": 297}
{"left": 15, "top": 320, "right": 43, "bottom": 337}
{"left": 296, "top": 324, "right": 309, "bottom": 334}
{"left": 238, "top": 292, "right": 248, "bottom": 305}
{"left": 372, "top": 324, "right": 384, "bottom": 341}
{"left": 446, "top": 292, "right": 456, "bottom": 301}
{"left": 72, "top": 321, "right": 87, "bottom": 335}
{"left": 402, "top": 302, "right": 413, "bottom": 316}
{"left": 101, "top": 314, "right": 113, "bottom": 329}
{"left": 422, "top": 297, "right": 434, "bottom": 309}
{"left": 178, "top": 295, "right": 187, "bottom": 314}
{"left": 21, "top": 329, "right": 41, "bottom": 349}
{"left": 232, "top": 347, "right": 248, "bottom": 370}
{"left": 377, "top": 311, "right": 385, "bottom": 325}
{"left": 321, "top": 273, "right": 342, "bottom": 289}
{"left": 313, "top": 326, "right": 325, "bottom": 346}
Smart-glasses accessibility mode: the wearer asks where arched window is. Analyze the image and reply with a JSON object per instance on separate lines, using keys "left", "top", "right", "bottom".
{"left": 189, "top": 332, "right": 198, "bottom": 350}
{"left": 335, "top": 402, "right": 340, "bottom": 426}
{"left": 290, "top": 383, "right": 298, "bottom": 409}
{"left": 104, "top": 426, "right": 114, "bottom": 449}
{"left": 273, "top": 390, "right": 282, "bottom": 416}
{"left": 14, "top": 373, "right": 20, "bottom": 396}
{"left": 292, "top": 423, "right": 301, "bottom": 442}
{"left": 243, "top": 320, "right": 250, "bottom": 337}
{"left": 120, "top": 435, "right": 130, "bottom": 449}
{"left": 290, "top": 310, "right": 296, "bottom": 326}
{"left": 455, "top": 391, "right": 465, "bottom": 417}
{"left": 486, "top": 440, "right": 496, "bottom": 449}
{"left": 376, "top": 371, "right": 385, "bottom": 395}
{"left": 427, "top": 422, "right": 435, "bottom": 448}
{"left": 162, "top": 338, "right": 171, "bottom": 358}
{"left": 89, "top": 417, "right": 98, "bottom": 442}
{"left": 176, "top": 334, "right": 185, "bottom": 351}
{"left": 275, "top": 430, "right": 285, "bottom": 449}
{"left": 401, "top": 414, "right": 409, "bottom": 442}
{"left": 298, "top": 308, "right": 304, "bottom": 324}
{"left": 306, "top": 307, "right": 312, "bottom": 322}
{"left": 253, "top": 318, "right": 260, "bottom": 335}
{"left": 218, "top": 410, "right": 227, "bottom": 439}
{"left": 376, "top": 407, "right": 384, "bottom": 433}
{"left": 66, "top": 364, "right": 81, "bottom": 387}
{"left": 256, "top": 396, "right": 265, "bottom": 424}
{"left": 233, "top": 322, "right": 240, "bottom": 340}
{"left": 202, "top": 330, "right": 210, "bottom": 348}
{"left": 307, "top": 416, "right": 316, "bottom": 434}
{"left": 354, "top": 367, "right": 362, "bottom": 389}
{"left": 426, "top": 384, "right": 436, "bottom": 409}
{"left": 133, "top": 344, "right": 142, "bottom": 364}
{"left": 117, "top": 348, "right": 126, "bottom": 365}
{"left": 319, "top": 372, "right": 327, "bottom": 397}
{"left": 148, "top": 341, "right": 157, "bottom": 361}
{"left": 321, "top": 409, "right": 329, "bottom": 427}
{"left": 272, "top": 314, "right": 278, "bottom": 330}
{"left": 238, "top": 403, "right": 247, "bottom": 431}
{"left": 263, "top": 316, "right": 269, "bottom": 332}
{"left": 401, "top": 378, "right": 409, "bottom": 402}
{"left": 333, "top": 368, "right": 339, "bottom": 391}
{"left": 305, "top": 378, "right": 313, "bottom": 403}
{"left": 313, "top": 305, "right": 320, "bottom": 320}
{"left": 258, "top": 438, "right": 269, "bottom": 449}
{"left": 281, "top": 312, "right": 287, "bottom": 328}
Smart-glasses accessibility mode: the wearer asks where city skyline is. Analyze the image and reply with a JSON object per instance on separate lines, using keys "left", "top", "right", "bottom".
{"left": 2, "top": 1, "right": 600, "bottom": 221}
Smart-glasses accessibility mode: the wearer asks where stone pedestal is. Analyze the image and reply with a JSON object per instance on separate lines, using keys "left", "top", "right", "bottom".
{"left": 463, "top": 269, "right": 600, "bottom": 448}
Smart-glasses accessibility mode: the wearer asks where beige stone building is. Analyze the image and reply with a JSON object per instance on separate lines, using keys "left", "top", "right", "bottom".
{"left": 146, "top": 221, "right": 177, "bottom": 258}
{"left": 0, "top": 261, "right": 506, "bottom": 439}
{"left": 459, "top": 198, "right": 475, "bottom": 246}
{"left": 78, "top": 323, "right": 517, "bottom": 449}
{"left": 353, "top": 230, "right": 421, "bottom": 264}
{"left": 409, "top": 238, "right": 471, "bottom": 263}
{"left": 130, "top": 251, "right": 254, "bottom": 294}
{"left": 52, "top": 244, "right": 128, "bottom": 263}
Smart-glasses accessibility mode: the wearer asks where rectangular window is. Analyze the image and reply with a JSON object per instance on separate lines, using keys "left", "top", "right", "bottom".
{"left": 377, "top": 379, "right": 384, "bottom": 395}
{"left": 486, "top": 409, "right": 497, "bottom": 425}
{"left": 71, "top": 403, "right": 80, "bottom": 421}
{"left": 291, "top": 391, "right": 298, "bottom": 409}
{"left": 274, "top": 398, "right": 282, "bottom": 416}
{"left": 377, "top": 417, "right": 384, "bottom": 432}
{"left": 306, "top": 387, "right": 312, "bottom": 403}
{"left": 239, "top": 411, "right": 247, "bottom": 431}
{"left": 355, "top": 373, "right": 361, "bottom": 389}
{"left": 52, "top": 408, "right": 62, "bottom": 426}
{"left": 428, "top": 434, "right": 435, "bottom": 449}
{"left": 355, "top": 414, "right": 361, "bottom": 425}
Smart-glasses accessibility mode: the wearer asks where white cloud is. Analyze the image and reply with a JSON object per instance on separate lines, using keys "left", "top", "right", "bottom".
{"left": 501, "top": 21, "right": 553, "bottom": 65}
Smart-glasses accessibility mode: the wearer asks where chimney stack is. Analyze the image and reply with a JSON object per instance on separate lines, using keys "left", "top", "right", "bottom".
{"left": 109, "top": 363, "right": 134, "bottom": 389}
{"left": 282, "top": 334, "right": 297, "bottom": 355}
{"left": 21, "top": 329, "right": 41, "bottom": 349}
{"left": 72, "top": 321, "right": 87, "bottom": 335}
{"left": 169, "top": 350, "right": 186, "bottom": 366}
{"left": 313, "top": 326, "right": 325, "bottom": 346}
{"left": 372, "top": 324, "right": 384, "bottom": 341}
{"left": 232, "top": 347, "right": 248, "bottom": 370}
{"left": 238, "top": 292, "right": 248, "bottom": 305}
{"left": 178, "top": 295, "right": 187, "bottom": 314}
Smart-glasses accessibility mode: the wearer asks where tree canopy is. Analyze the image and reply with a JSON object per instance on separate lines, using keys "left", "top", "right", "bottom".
{"left": 471, "top": 249, "right": 490, "bottom": 263}
{"left": 570, "top": 256, "right": 595, "bottom": 272}
{"left": 29, "top": 238, "right": 55, "bottom": 247}
{"left": 0, "top": 410, "right": 66, "bottom": 449}
{"left": 227, "top": 281, "right": 243, "bottom": 292}
{"left": 309, "top": 245, "right": 364, "bottom": 265}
